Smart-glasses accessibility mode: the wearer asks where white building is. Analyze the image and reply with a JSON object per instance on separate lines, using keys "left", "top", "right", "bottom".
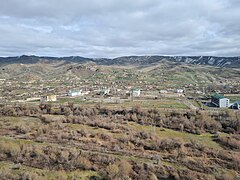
{"left": 41, "top": 95, "right": 57, "bottom": 102}
{"left": 132, "top": 89, "right": 141, "bottom": 97}
{"left": 176, "top": 89, "right": 184, "bottom": 93}
{"left": 160, "top": 90, "right": 168, "bottom": 94}
{"left": 68, "top": 90, "right": 82, "bottom": 97}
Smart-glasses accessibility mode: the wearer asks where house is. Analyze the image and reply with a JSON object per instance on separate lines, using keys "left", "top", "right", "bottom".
{"left": 211, "top": 93, "right": 230, "bottom": 108}
{"left": 176, "top": 89, "right": 184, "bottom": 93}
{"left": 231, "top": 101, "right": 240, "bottom": 110}
{"left": 195, "top": 90, "right": 203, "bottom": 94}
{"left": 132, "top": 89, "right": 141, "bottom": 97}
{"left": 98, "top": 88, "right": 110, "bottom": 95}
{"left": 81, "top": 91, "right": 90, "bottom": 95}
{"left": 159, "top": 90, "right": 168, "bottom": 94}
{"left": 41, "top": 95, "right": 57, "bottom": 102}
{"left": 68, "top": 90, "right": 82, "bottom": 97}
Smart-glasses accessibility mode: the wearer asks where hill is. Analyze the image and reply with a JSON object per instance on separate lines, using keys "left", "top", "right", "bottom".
{"left": 0, "top": 55, "right": 240, "bottom": 88}
{"left": 0, "top": 55, "right": 240, "bottom": 68}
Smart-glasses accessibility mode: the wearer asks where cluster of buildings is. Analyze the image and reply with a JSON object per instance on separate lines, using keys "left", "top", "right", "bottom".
{"left": 211, "top": 93, "right": 240, "bottom": 110}
{"left": 159, "top": 88, "right": 185, "bottom": 98}
{"left": 38, "top": 88, "right": 142, "bottom": 103}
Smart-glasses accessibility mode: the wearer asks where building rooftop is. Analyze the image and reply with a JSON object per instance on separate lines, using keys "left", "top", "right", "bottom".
{"left": 211, "top": 93, "right": 225, "bottom": 100}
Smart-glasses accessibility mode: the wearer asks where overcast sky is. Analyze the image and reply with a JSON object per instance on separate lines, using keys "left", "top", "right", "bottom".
{"left": 0, "top": 0, "right": 240, "bottom": 58}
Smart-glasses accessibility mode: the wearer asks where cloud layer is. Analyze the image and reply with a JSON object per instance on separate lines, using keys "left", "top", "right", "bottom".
{"left": 0, "top": 0, "right": 239, "bottom": 57}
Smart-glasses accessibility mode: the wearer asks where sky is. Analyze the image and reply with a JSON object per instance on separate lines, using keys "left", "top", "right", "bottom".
{"left": 0, "top": 0, "right": 240, "bottom": 58}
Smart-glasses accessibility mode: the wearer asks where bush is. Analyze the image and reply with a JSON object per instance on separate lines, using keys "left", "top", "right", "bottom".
{"left": 217, "top": 135, "right": 240, "bottom": 150}
{"left": 106, "top": 160, "right": 132, "bottom": 179}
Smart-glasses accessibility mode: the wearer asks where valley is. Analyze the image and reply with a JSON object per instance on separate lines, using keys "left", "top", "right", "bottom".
{"left": 0, "top": 55, "right": 239, "bottom": 179}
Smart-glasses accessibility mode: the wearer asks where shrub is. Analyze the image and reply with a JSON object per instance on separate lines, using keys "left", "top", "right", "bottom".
{"left": 217, "top": 135, "right": 240, "bottom": 150}
{"left": 106, "top": 160, "right": 132, "bottom": 179}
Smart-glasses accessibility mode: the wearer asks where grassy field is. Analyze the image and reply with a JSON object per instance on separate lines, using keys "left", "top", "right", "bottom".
{"left": 0, "top": 161, "right": 99, "bottom": 180}
{"left": 66, "top": 123, "right": 123, "bottom": 138}
{"left": 56, "top": 98, "right": 189, "bottom": 110}
{"left": 62, "top": 116, "right": 227, "bottom": 151}
{"left": 0, "top": 117, "right": 225, "bottom": 179}
{"left": 0, "top": 116, "right": 223, "bottom": 150}
{"left": 118, "top": 100, "right": 189, "bottom": 109}
{"left": 0, "top": 106, "right": 239, "bottom": 179}
{"left": 58, "top": 97, "right": 94, "bottom": 104}
{"left": 127, "top": 122, "right": 225, "bottom": 150}
{"left": 224, "top": 94, "right": 240, "bottom": 102}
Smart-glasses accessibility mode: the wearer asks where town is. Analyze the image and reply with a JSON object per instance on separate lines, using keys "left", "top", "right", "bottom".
{"left": 1, "top": 74, "right": 240, "bottom": 111}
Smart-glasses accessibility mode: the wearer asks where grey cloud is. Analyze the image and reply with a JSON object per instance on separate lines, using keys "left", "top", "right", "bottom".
{"left": 0, "top": 0, "right": 239, "bottom": 57}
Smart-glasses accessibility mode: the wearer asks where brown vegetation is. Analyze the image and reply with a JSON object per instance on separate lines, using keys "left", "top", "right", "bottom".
{"left": 0, "top": 103, "right": 239, "bottom": 179}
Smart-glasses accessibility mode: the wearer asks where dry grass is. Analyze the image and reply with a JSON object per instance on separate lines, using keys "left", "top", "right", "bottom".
{"left": 127, "top": 122, "right": 224, "bottom": 149}
{"left": 0, "top": 161, "right": 99, "bottom": 180}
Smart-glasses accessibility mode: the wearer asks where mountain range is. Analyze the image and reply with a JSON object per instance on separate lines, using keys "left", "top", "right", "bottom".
{"left": 0, "top": 55, "right": 240, "bottom": 68}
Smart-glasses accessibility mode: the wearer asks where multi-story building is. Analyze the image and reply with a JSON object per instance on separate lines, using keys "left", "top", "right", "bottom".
{"left": 211, "top": 94, "right": 230, "bottom": 108}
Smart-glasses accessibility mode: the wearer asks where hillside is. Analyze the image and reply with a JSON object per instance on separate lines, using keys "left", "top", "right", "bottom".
{"left": 0, "top": 57, "right": 239, "bottom": 88}
{"left": 0, "top": 104, "right": 239, "bottom": 179}
{"left": 0, "top": 55, "right": 240, "bottom": 68}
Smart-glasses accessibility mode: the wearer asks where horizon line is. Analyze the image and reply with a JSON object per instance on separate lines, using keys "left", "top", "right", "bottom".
{"left": 0, "top": 54, "right": 239, "bottom": 59}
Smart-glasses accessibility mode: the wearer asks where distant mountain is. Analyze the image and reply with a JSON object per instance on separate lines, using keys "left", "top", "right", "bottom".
{"left": 0, "top": 55, "right": 240, "bottom": 68}
{"left": 111, "top": 56, "right": 240, "bottom": 67}
{"left": 0, "top": 55, "right": 92, "bottom": 66}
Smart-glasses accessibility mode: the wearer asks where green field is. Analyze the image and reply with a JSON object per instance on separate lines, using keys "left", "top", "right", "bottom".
{"left": 127, "top": 122, "right": 226, "bottom": 150}
{"left": 0, "top": 160, "right": 99, "bottom": 180}
{"left": 225, "top": 94, "right": 240, "bottom": 102}
{"left": 57, "top": 98, "right": 189, "bottom": 110}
